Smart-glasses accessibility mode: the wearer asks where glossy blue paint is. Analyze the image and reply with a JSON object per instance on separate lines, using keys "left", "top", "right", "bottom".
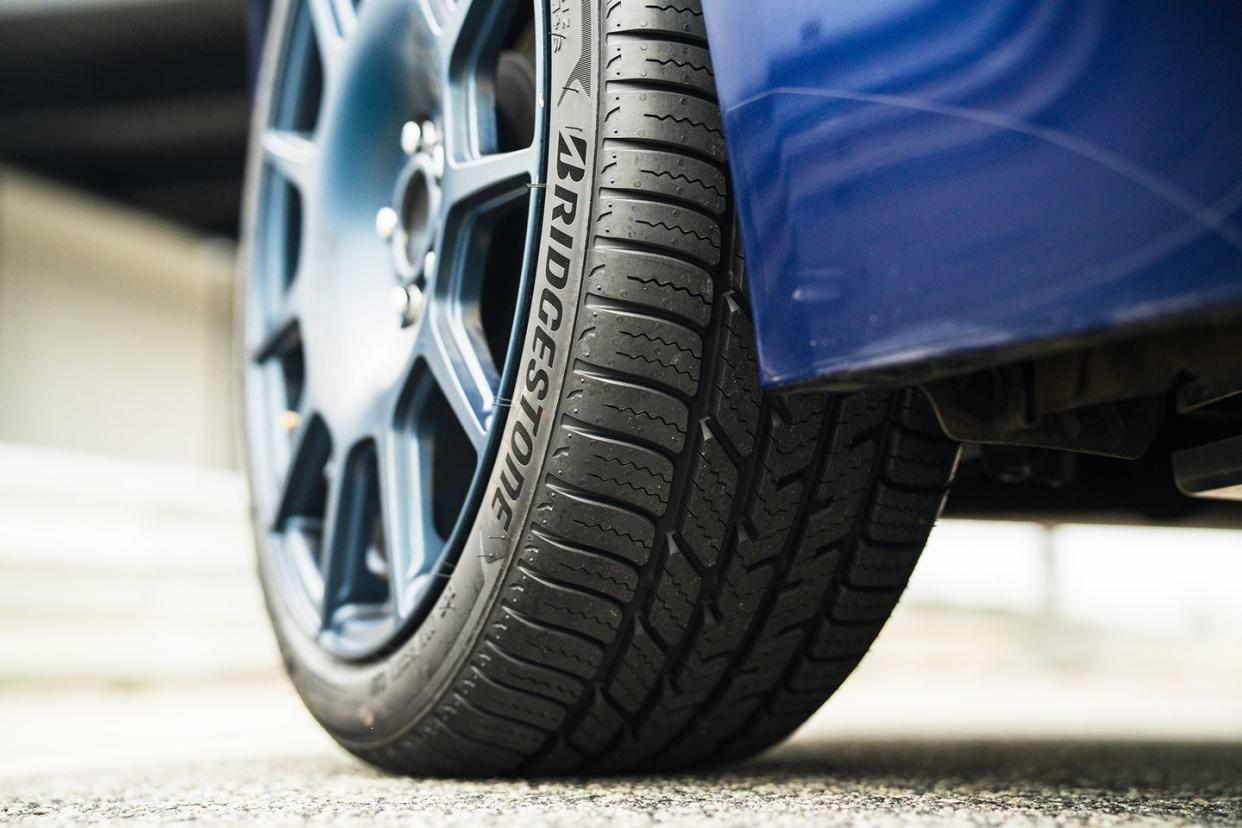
{"left": 702, "top": 0, "right": 1242, "bottom": 389}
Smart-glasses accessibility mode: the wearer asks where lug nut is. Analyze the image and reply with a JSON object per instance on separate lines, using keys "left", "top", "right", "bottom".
{"left": 400, "top": 121, "right": 422, "bottom": 155}
{"left": 390, "top": 284, "right": 410, "bottom": 313}
{"left": 423, "top": 250, "right": 437, "bottom": 278}
{"left": 375, "top": 206, "right": 399, "bottom": 240}
{"left": 430, "top": 144, "right": 445, "bottom": 179}
{"left": 420, "top": 120, "right": 439, "bottom": 150}
{"left": 391, "top": 284, "right": 425, "bottom": 324}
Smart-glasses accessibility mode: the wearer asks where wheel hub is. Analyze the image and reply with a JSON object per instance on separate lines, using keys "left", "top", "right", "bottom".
{"left": 297, "top": 122, "right": 450, "bottom": 444}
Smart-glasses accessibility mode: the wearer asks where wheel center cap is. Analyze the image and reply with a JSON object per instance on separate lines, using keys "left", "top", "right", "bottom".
{"left": 388, "top": 151, "right": 442, "bottom": 282}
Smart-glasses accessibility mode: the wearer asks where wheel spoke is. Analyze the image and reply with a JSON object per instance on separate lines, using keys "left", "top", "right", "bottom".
{"left": 307, "top": 0, "right": 355, "bottom": 74}
{"left": 330, "top": 0, "right": 358, "bottom": 37}
{"left": 316, "top": 457, "right": 349, "bottom": 624}
{"left": 418, "top": 320, "right": 495, "bottom": 451}
{"left": 438, "top": 0, "right": 490, "bottom": 66}
{"left": 442, "top": 146, "right": 538, "bottom": 211}
{"left": 318, "top": 445, "right": 378, "bottom": 627}
{"left": 376, "top": 431, "right": 437, "bottom": 618}
{"left": 261, "top": 129, "right": 317, "bottom": 192}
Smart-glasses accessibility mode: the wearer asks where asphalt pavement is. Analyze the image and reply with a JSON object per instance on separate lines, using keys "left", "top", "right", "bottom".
{"left": 5, "top": 728, "right": 1241, "bottom": 825}
{"left": 2, "top": 671, "right": 1241, "bottom": 826}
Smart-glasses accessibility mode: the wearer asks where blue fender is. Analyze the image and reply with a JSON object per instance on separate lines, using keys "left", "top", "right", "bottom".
{"left": 702, "top": 0, "right": 1242, "bottom": 388}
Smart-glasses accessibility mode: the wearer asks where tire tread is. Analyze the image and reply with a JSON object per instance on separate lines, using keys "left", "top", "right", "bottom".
{"left": 357, "top": 0, "right": 957, "bottom": 776}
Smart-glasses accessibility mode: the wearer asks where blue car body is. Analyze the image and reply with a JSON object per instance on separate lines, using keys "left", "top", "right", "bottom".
{"left": 702, "top": 0, "right": 1242, "bottom": 390}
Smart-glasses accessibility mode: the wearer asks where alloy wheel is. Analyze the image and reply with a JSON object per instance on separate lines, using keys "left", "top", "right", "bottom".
{"left": 243, "top": 0, "right": 547, "bottom": 659}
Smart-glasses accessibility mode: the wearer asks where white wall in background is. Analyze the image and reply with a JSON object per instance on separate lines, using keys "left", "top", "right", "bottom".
{"left": 0, "top": 170, "right": 237, "bottom": 469}
{"left": 0, "top": 441, "right": 272, "bottom": 685}
{"left": 911, "top": 519, "right": 1242, "bottom": 637}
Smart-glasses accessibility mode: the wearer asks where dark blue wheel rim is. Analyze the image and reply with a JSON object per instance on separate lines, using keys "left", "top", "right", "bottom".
{"left": 244, "top": 0, "right": 547, "bottom": 660}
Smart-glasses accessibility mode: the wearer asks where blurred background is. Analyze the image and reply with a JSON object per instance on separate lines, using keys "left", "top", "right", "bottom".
{"left": 1, "top": 0, "right": 1240, "bottom": 781}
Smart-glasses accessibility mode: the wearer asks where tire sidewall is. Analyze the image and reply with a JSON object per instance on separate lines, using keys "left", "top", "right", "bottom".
{"left": 241, "top": 0, "right": 603, "bottom": 747}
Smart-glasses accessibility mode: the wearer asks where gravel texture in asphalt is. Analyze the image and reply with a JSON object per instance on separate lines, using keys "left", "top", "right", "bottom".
{"left": 5, "top": 738, "right": 1242, "bottom": 826}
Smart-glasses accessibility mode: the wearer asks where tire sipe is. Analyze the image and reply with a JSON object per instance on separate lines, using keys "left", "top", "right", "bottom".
{"left": 243, "top": 0, "right": 960, "bottom": 776}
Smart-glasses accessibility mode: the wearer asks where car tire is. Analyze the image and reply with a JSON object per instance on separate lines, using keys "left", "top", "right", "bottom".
{"left": 246, "top": 0, "right": 959, "bottom": 776}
